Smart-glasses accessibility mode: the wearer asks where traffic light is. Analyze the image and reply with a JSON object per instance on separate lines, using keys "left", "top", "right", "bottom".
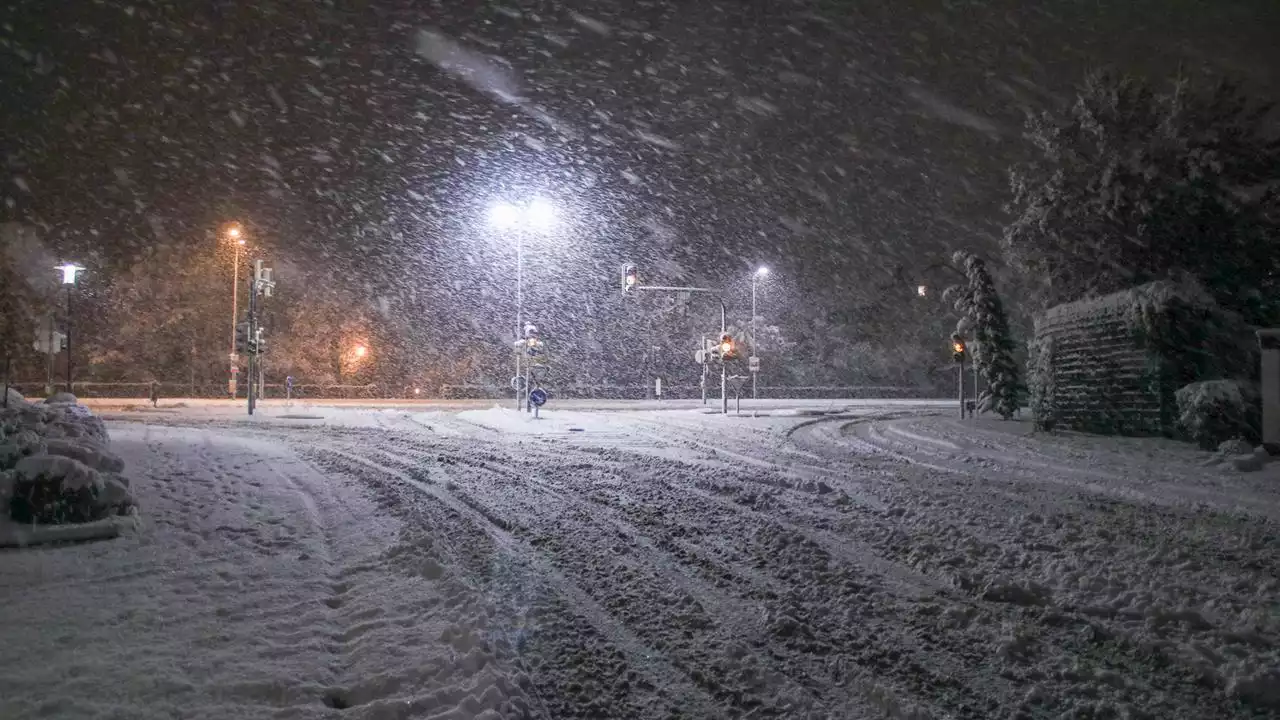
{"left": 951, "top": 333, "right": 967, "bottom": 363}
{"left": 718, "top": 333, "right": 738, "bottom": 360}
{"left": 252, "top": 327, "right": 267, "bottom": 354}
{"left": 621, "top": 263, "right": 638, "bottom": 295}
{"left": 235, "top": 322, "right": 250, "bottom": 354}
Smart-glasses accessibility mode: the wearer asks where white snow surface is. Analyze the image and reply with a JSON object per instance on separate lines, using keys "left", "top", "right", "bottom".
{"left": 1, "top": 401, "right": 1277, "bottom": 719}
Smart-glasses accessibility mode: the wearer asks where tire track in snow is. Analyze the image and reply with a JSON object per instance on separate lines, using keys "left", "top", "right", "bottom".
{"left": 305, "top": 443, "right": 726, "bottom": 719}
{"left": 368, "top": 431, "right": 1015, "bottom": 718}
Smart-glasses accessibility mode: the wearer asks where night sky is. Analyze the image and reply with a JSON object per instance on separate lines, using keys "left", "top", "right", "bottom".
{"left": 3, "top": 0, "right": 1278, "bottom": 380}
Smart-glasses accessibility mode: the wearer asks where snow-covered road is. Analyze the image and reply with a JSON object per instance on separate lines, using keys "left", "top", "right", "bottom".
{"left": 3, "top": 404, "right": 1277, "bottom": 719}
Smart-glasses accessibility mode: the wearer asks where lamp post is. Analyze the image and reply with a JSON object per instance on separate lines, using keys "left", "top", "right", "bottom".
{"left": 487, "top": 198, "right": 555, "bottom": 411}
{"left": 751, "top": 266, "right": 768, "bottom": 402}
{"left": 55, "top": 263, "right": 84, "bottom": 394}
{"left": 226, "top": 225, "right": 246, "bottom": 398}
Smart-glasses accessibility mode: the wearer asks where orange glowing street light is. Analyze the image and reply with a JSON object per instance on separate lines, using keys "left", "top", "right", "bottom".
{"left": 226, "top": 223, "right": 248, "bottom": 398}
{"left": 354, "top": 344, "right": 368, "bottom": 358}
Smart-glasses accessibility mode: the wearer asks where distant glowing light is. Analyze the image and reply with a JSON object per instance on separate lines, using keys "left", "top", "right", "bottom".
{"left": 354, "top": 345, "right": 368, "bottom": 358}
{"left": 917, "top": 285, "right": 928, "bottom": 297}
{"left": 227, "top": 225, "right": 242, "bottom": 239}
{"left": 413, "top": 387, "right": 421, "bottom": 395}
{"left": 755, "top": 266, "right": 769, "bottom": 277}
{"left": 56, "top": 263, "right": 85, "bottom": 285}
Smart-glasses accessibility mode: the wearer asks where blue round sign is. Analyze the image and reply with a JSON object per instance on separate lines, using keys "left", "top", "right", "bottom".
{"left": 528, "top": 388, "right": 548, "bottom": 407}
{"left": 286, "top": 376, "right": 294, "bottom": 389}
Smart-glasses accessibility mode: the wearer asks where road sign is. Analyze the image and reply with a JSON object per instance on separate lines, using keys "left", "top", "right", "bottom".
{"left": 510, "top": 375, "right": 527, "bottom": 391}
{"left": 695, "top": 349, "right": 706, "bottom": 364}
{"left": 749, "top": 356, "right": 760, "bottom": 372}
{"left": 33, "top": 331, "right": 65, "bottom": 355}
{"left": 655, "top": 377, "right": 663, "bottom": 397}
{"left": 528, "top": 388, "right": 547, "bottom": 407}
{"left": 286, "top": 376, "right": 294, "bottom": 390}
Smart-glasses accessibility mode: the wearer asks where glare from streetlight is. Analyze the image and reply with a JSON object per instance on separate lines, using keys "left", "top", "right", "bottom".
{"left": 755, "top": 266, "right": 769, "bottom": 277}
{"left": 354, "top": 344, "right": 368, "bottom": 358}
{"left": 487, "top": 203, "right": 520, "bottom": 230}
{"left": 527, "top": 198, "right": 555, "bottom": 231}
{"left": 486, "top": 199, "right": 556, "bottom": 232}
{"left": 56, "top": 263, "right": 84, "bottom": 285}
{"left": 917, "top": 285, "right": 928, "bottom": 297}
{"left": 227, "top": 225, "right": 241, "bottom": 239}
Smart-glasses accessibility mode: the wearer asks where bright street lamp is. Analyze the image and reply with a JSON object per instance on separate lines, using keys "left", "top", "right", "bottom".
{"left": 751, "top": 266, "right": 770, "bottom": 402}
{"left": 55, "top": 263, "right": 85, "bottom": 394}
{"left": 354, "top": 344, "right": 368, "bottom": 359}
{"left": 486, "top": 198, "right": 557, "bottom": 412}
{"left": 225, "top": 224, "right": 247, "bottom": 398}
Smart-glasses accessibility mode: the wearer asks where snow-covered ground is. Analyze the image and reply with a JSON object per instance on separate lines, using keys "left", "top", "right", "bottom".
{"left": 2, "top": 402, "right": 1277, "bottom": 719}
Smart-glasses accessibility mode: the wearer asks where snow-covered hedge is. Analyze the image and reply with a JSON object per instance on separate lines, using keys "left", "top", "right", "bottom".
{"left": 0, "top": 392, "right": 135, "bottom": 545}
{"left": 1175, "top": 380, "right": 1261, "bottom": 450}
{"left": 1030, "top": 279, "right": 1256, "bottom": 438}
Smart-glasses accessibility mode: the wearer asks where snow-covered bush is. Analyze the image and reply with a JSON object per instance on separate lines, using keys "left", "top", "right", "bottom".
{"left": 1124, "top": 277, "right": 1257, "bottom": 386}
{"left": 1175, "top": 380, "right": 1260, "bottom": 450}
{"left": 0, "top": 395, "right": 135, "bottom": 529}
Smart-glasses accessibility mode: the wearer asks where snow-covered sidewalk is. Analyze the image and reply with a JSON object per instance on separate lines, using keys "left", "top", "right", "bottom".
{"left": 0, "top": 424, "right": 533, "bottom": 720}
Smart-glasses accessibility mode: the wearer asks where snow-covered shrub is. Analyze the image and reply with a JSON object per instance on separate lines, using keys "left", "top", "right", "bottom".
{"left": 1124, "top": 277, "right": 1257, "bottom": 387}
{"left": 1, "top": 398, "right": 135, "bottom": 528}
{"left": 8, "top": 455, "right": 133, "bottom": 525}
{"left": 1175, "top": 380, "right": 1260, "bottom": 450}
{"left": 4, "top": 387, "right": 25, "bottom": 408}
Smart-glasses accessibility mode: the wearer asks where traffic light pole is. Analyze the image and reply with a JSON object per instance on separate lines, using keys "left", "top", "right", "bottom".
{"left": 247, "top": 274, "right": 258, "bottom": 416}
{"left": 637, "top": 286, "right": 727, "bottom": 413}
{"left": 701, "top": 335, "right": 708, "bottom": 406}
{"left": 957, "top": 357, "right": 965, "bottom": 419}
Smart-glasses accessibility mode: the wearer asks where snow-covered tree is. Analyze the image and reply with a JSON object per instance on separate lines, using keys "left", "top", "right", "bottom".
{"left": 1004, "top": 71, "right": 1280, "bottom": 325}
{"left": 946, "top": 251, "right": 1022, "bottom": 419}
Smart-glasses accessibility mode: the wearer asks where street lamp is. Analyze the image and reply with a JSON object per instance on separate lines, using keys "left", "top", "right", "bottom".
{"left": 354, "top": 344, "right": 368, "bottom": 359}
{"left": 55, "top": 263, "right": 84, "bottom": 394}
{"left": 487, "top": 198, "right": 557, "bottom": 411}
{"left": 751, "top": 266, "right": 769, "bottom": 402}
{"left": 226, "top": 224, "right": 247, "bottom": 399}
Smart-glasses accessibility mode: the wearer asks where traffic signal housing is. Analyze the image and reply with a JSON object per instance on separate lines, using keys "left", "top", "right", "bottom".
{"left": 718, "top": 333, "right": 738, "bottom": 361}
{"left": 235, "top": 322, "right": 250, "bottom": 355}
{"left": 621, "top": 263, "right": 638, "bottom": 295}
{"left": 951, "top": 334, "right": 967, "bottom": 363}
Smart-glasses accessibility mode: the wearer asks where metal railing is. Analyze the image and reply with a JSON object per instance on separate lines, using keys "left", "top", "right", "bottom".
{"left": 8, "top": 380, "right": 943, "bottom": 401}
